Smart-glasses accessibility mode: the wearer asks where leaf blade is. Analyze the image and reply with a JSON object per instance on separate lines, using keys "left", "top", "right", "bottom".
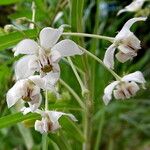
{"left": 0, "top": 112, "right": 40, "bottom": 129}
{"left": 0, "top": 29, "right": 38, "bottom": 51}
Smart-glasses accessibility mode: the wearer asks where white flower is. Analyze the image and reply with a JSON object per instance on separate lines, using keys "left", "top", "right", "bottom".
{"left": 34, "top": 110, "right": 77, "bottom": 134}
{"left": 103, "top": 71, "right": 146, "bottom": 105}
{"left": 117, "top": 0, "right": 145, "bottom": 16}
{"left": 14, "top": 26, "right": 83, "bottom": 81}
{"left": 6, "top": 78, "right": 42, "bottom": 114}
{"left": 103, "top": 17, "right": 147, "bottom": 69}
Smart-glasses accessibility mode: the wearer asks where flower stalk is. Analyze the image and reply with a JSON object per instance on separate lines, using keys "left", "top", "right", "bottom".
{"left": 30, "top": 1, "right": 36, "bottom": 29}
{"left": 45, "top": 90, "right": 48, "bottom": 111}
{"left": 59, "top": 78, "right": 86, "bottom": 110}
{"left": 79, "top": 46, "right": 122, "bottom": 81}
{"left": 62, "top": 32, "right": 114, "bottom": 42}
{"left": 67, "top": 57, "right": 89, "bottom": 96}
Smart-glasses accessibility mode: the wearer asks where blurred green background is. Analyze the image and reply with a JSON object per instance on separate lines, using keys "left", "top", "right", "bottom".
{"left": 0, "top": 0, "right": 149, "bottom": 150}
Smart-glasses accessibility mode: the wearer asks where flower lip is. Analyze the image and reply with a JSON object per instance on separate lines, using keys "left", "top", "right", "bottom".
{"left": 103, "top": 71, "right": 146, "bottom": 105}
{"left": 22, "top": 88, "right": 33, "bottom": 102}
{"left": 22, "top": 96, "right": 32, "bottom": 102}
{"left": 41, "top": 64, "right": 53, "bottom": 73}
{"left": 114, "top": 81, "right": 140, "bottom": 100}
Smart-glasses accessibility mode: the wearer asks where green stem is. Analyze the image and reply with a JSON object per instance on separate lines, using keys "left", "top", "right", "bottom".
{"left": 59, "top": 78, "right": 86, "bottom": 110}
{"left": 30, "top": 1, "right": 36, "bottom": 29}
{"left": 62, "top": 58, "right": 85, "bottom": 76}
{"left": 42, "top": 133, "right": 48, "bottom": 150}
{"left": 67, "top": 57, "right": 88, "bottom": 96}
{"left": 42, "top": 90, "right": 49, "bottom": 150}
{"left": 45, "top": 90, "right": 48, "bottom": 111}
{"left": 62, "top": 32, "right": 114, "bottom": 42}
{"left": 94, "top": 109, "right": 105, "bottom": 150}
{"left": 79, "top": 46, "right": 122, "bottom": 81}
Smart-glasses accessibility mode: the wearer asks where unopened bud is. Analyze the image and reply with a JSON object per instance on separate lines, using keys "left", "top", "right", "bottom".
{"left": 16, "top": 17, "right": 30, "bottom": 25}
{"left": 4, "top": 24, "right": 16, "bottom": 33}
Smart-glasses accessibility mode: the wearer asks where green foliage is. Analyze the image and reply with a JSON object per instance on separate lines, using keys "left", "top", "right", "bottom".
{"left": 0, "top": 29, "right": 37, "bottom": 51}
{"left": 0, "top": 0, "right": 21, "bottom": 5}
{"left": 0, "top": 112, "right": 40, "bottom": 129}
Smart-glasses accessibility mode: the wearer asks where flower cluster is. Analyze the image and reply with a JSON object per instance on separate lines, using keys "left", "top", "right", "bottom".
{"left": 102, "top": 7, "right": 147, "bottom": 104}
{"left": 6, "top": 1, "right": 147, "bottom": 134}
{"left": 6, "top": 26, "right": 82, "bottom": 133}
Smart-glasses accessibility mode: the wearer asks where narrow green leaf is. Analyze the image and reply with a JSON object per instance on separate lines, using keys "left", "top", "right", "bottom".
{"left": 0, "top": 0, "right": 21, "bottom": 5}
{"left": 0, "top": 29, "right": 38, "bottom": 51}
{"left": 70, "top": 0, "right": 78, "bottom": 42}
{"left": 59, "top": 116, "right": 85, "bottom": 142}
{"left": 0, "top": 112, "right": 40, "bottom": 129}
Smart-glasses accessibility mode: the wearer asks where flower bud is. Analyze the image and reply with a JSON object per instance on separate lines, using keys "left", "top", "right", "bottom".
{"left": 16, "top": 17, "right": 30, "bottom": 25}
{"left": 4, "top": 24, "right": 16, "bottom": 33}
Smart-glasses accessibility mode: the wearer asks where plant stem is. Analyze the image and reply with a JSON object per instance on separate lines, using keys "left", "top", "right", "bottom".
{"left": 42, "top": 133, "right": 48, "bottom": 150}
{"left": 94, "top": 109, "right": 105, "bottom": 150}
{"left": 45, "top": 90, "right": 48, "bottom": 111}
{"left": 30, "top": 1, "right": 36, "bottom": 29}
{"left": 59, "top": 79, "right": 86, "bottom": 110}
{"left": 62, "top": 58, "right": 85, "bottom": 76}
{"left": 67, "top": 57, "right": 88, "bottom": 96}
{"left": 62, "top": 32, "right": 114, "bottom": 42}
{"left": 42, "top": 90, "right": 49, "bottom": 150}
{"left": 79, "top": 46, "right": 122, "bottom": 81}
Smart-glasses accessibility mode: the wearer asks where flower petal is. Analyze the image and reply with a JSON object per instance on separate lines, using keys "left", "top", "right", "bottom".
{"left": 6, "top": 80, "right": 26, "bottom": 108}
{"left": 103, "top": 81, "right": 119, "bottom": 105}
{"left": 20, "top": 107, "right": 32, "bottom": 115}
{"left": 29, "top": 72, "right": 59, "bottom": 90}
{"left": 115, "top": 51, "right": 136, "bottom": 63}
{"left": 28, "top": 94, "right": 42, "bottom": 112}
{"left": 14, "top": 39, "right": 39, "bottom": 56}
{"left": 29, "top": 75, "right": 45, "bottom": 88}
{"left": 44, "top": 72, "right": 60, "bottom": 86}
{"left": 127, "top": 81, "right": 140, "bottom": 95}
{"left": 46, "top": 111, "right": 77, "bottom": 131}
{"left": 103, "top": 44, "right": 117, "bottom": 69}
{"left": 117, "top": 9, "right": 128, "bottom": 16}
{"left": 117, "top": 0, "right": 145, "bottom": 15}
{"left": 122, "top": 71, "right": 146, "bottom": 84}
{"left": 15, "top": 55, "right": 39, "bottom": 80}
{"left": 39, "top": 27, "right": 63, "bottom": 50}
{"left": 51, "top": 39, "right": 83, "bottom": 57}
{"left": 34, "top": 120, "right": 45, "bottom": 134}
{"left": 113, "top": 89, "right": 126, "bottom": 100}
{"left": 121, "top": 17, "right": 147, "bottom": 30}
{"left": 114, "top": 81, "right": 140, "bottom": 100}
{"left": 117, "top": 30, "right": 141, "bottom": 52}
{"left": 51, "top": 50, "right": 62, "bottom": 63}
